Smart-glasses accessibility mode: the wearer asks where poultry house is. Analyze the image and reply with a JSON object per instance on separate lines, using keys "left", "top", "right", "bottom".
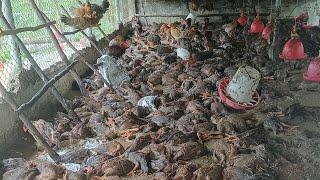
{"left": 2, "top": 1, "right": 320, "bottom": 180}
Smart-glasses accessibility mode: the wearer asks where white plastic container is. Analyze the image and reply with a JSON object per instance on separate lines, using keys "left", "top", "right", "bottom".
{"left": 226, "top": 66, "right": 261, "bottom": 104}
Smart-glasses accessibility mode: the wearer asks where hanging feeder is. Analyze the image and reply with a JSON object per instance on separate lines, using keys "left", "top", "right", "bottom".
{"left": 218, "top": 66, "right": 261, "bottom": 110}
{"left": 304, "top": 56, "right": 320, "bottom": 82}
{"left": 262, "top": 15, "right": 274, "bottom": 40}
{"left": 237, "top": 10, "right": 248, "bottom": 26}
{"left": 249, "top": 13, "right": 265, "bottom": 33}
{"left": 218, "top": 79, "right": 261, "bottom": 110}
{"left": 279, "top": 26, "right": 307, "bottom": 61}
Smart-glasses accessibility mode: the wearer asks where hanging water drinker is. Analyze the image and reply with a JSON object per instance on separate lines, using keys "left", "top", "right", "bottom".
{"left": 304, "top": 51, "right": 320, "bottom": 82}
{"left": 279, "top": 26, "right": 307, "bottom": 61}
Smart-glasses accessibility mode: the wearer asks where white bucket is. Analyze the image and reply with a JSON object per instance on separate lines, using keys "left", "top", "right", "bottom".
{"left": 226, "top": 66, "right": 261, "bottom": 104}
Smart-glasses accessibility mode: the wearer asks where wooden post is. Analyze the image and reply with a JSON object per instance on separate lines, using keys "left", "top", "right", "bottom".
{"left": 0, "top": 9, "right": 70, "bottom": 112}
{"left": 2, "top": 0, "right": 22, "bottom": 73}
{"left": 28, "top": 0, "right": 88, "bottom": 97}
{"left": 40, "top": 12, "right": 114, "bottom": 92}
{"left": 0, "top": 82, "right": 61, "bottom": 162}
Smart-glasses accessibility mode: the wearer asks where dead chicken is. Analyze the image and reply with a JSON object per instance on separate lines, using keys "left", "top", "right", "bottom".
{"left": 170, "top": 142, "right": 208, "bottom": 161}
{"left": 2, "top": 167, "right": 39, "bottom": 180}
{"left": 93, "top": 141, "right": 125, "bottom": 157}
{"left": 192, "top": 165, "right": 223, "bottom": 180}
{"left": 98, "top": 157, "right": 134, "bottom": 177}
{"left": 173, "top": 163, "right": 197, "bottom": 180}
{"left": 124, "top": 151, "right": 149, "bottom": 175}
{"left": 205, "top": 139, "right": 236, "bottom": 165}
{"left": 35, "top": 163, "right": 65, "bottom": 180}
{"left": 60, "top": 149, "right": 91, "bottom": 164}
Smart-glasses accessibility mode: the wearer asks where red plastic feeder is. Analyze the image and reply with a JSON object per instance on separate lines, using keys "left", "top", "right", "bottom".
{"left": 279, "top": 39, "right": 307, "bottom": 60}
{"left": 237, "top": 11, "right": 248, "bottom": 26}
{"left": 304, "top": 57, "right": 320, "bottom": 82}
{"left": 218, "top": 79, "right": 261, "bottom": 110}
{"left": 262, "top": 23, "right": 274, "bottom": 40}
{"left": 249, "top": 15, "right": 265, "bottom": 33}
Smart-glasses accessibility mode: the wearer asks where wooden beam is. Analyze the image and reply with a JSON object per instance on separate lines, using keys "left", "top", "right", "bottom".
{"left": 0, "top": 82, "right": 61, "bottom": 162}
{"left": 41, "top": 12, "right": 115, "bottom": 92}
{"left": 0, "top": 9, "right": 70, "bottom": 112}
{"left": 28, "top": 0, "right": 88, "bottom": 97}
{"left": 0, "top": 21, "right": 56, "bottom": 36}
{"left": 16, "top": 60, "right": 79, "bottom": 114}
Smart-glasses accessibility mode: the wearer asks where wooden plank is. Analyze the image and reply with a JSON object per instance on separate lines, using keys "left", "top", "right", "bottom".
{"left": 0, "top": 82, "right": 61, "bottom": 162}
{"left": 16, "top": 60, "right": 79, "bottom": 114}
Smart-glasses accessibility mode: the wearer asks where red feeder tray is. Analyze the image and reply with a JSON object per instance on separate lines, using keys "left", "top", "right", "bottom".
{"left": 279, "top": 39, "right": 307, "bottom": 60}
{"left": 248, "top": 16, "right": 265, "bottom": 33}
{"left": 218, "top": 79, "right": 261, "bottom": 110}
{"left": 304, "top": 57, "right": 320, "bottom": 82}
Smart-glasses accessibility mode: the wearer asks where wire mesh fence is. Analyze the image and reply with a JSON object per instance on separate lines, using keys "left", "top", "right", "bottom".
{"left": 0, "top": 0, "right": 121, "bottom": 90}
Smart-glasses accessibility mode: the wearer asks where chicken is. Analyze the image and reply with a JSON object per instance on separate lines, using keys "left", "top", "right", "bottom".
{"left": 61, "top": 0, "right": 110, "bottom": 30}
{"left": 222, "top": 18, "right": 238, "bottom": 37}
{"left": 159, "top": 24, "right": 173, "bottom": 42}
{"left": 170, "top": 23, "right": 182, "bottom": 43}
{"left": 183, "top": 26, "right": 200, "bottom": 40}
{"left": 190, "top": 0, "right": 199, "bottom": 11}
{"left": 74, "top": 2, "right": 93, "bottom": 18}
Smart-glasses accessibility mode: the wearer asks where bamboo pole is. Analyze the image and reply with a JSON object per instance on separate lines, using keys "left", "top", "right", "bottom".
{"left": 0, "top": 6, "right": 70, "bottom": 112}
{"left": 40, "top": 11, "right": 114, "bottom": 92}
{"left": 16, "top": 60, "right": 79, "bottom": 114}
{"left": 0, "top": 21, "right": 56, "bottom": 36}
{"left": 60, "top": 5, "right": 104, "bottom": 56}
{"left": 0, "top": 82, "right": 61, "bottom": 162}
{"left": 28, "top": 0, "right": 88, "bottom": 97}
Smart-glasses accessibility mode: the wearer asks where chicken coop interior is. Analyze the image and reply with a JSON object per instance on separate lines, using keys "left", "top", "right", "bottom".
{"left": 0, "top": 0, "right": 320, "bottom": 179}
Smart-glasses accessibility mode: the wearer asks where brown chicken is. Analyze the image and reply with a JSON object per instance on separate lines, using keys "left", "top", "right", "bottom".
{"left": 170, "top": 23, "right": 182, "bottom": 43}
{"left": 159, "top": 24, "right": 173, "bottom": 42}
{"left": 61, "top": 0, "right": 110, "bottom": 30}
{"left": 190, "top": 0, "right": 199, "bottom": 11}
{"left": 74, "top": 3, "right": 95, "bottom": 18}
{"left": 222, "top": 18, "right": 238, "bottom": 37}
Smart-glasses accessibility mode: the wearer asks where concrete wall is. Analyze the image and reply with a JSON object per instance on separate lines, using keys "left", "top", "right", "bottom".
{"left": 136, "top": 0, "right": 320, "bottom": 25}
{"left": 0, "top": 45, "right": 101, "bottom": 160}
